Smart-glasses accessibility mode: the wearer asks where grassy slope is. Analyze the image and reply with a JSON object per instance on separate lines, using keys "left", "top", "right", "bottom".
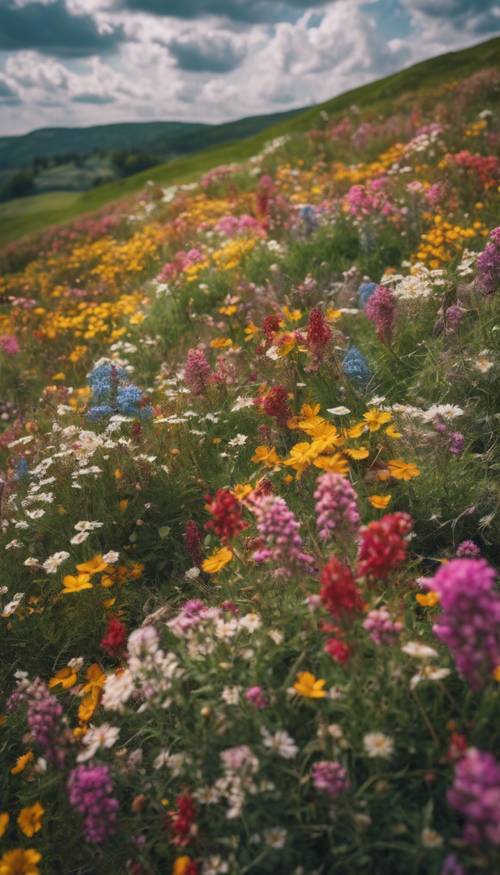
{"left": 0, "top": 35, "right": 498, "bottom": 248}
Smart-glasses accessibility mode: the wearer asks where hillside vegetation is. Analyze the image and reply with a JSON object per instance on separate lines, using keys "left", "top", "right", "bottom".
{"left": 0, "top": 36, "right": 498, "bottom": 246}
{"left": 0, "top": 39, "right": 499, "bottom": 875}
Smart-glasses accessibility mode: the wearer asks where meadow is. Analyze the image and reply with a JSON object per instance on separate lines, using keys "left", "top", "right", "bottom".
{"left": 0, "top": 46, "right": 499, "bottom": 875}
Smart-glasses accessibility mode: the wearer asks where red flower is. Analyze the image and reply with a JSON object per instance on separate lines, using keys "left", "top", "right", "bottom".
{"left": 262, "top": 314, "right": 281, "bottom": 344}
{"left": 261, "top": 385, "right": 291, "bottom": 428}
{"left": 357, "top": 512, "right": 413, "bottom": 581}
{"left": 169, "top": 793, "right": 198, "bottom": 847}
{"left": 324, "top": 638, "right": 351, "bottom": 664}
{"left": 184, "top": 520, "right": 203, "bottom": 566}
{"left": 100, "top": 616, "right": 127, "bottom": 658}
{"left": 320, "top": 557, "right": 363, "bottom": 620}
{"left": 306, "top": 308, "right": 332, "bottom": 360}
{"left": 205, "top": 489, "right": 247, "bottom": 543}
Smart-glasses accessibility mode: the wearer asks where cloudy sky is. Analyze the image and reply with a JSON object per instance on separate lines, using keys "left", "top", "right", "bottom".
{"left": 0, "top": 0, "right": 498, "bottom": 136}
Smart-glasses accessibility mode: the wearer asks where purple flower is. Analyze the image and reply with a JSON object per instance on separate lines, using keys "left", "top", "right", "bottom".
{"left": 314, "top": 473, "right": 360, "bottom": 542}
{"left": 448, "top": 431, "right": 465, "bottom": 455}
{"left": 67, "top": 764, "right": 119, "bottom": 844}
{"left": 425, "top": 559, "right": 500, "bottom": 690}
{"left": 0, "top": 334, "right": 20, "bottom": 355}
{"left": 252, "top": 494, "right": 314, "bottom": 577}
{"left": 312, "top": 760, "right": 350, "bottom": 799}
{"left": 363, "top": 607, "right": 402, "bottom": 646}
{"left": 476, "top": 226, "right": 500, "bottom": 295}
{"left": 25, "top": 679, "right": 66, "bottom": 767}
{"left": 447, "top": 748, "right": 500, "bottom": 846}
{"left": 184, "top": 347, "right": 211, "bottom": 395}
{"left": 244, "top": 686, "right": 268, "bottom": 709}
{"left": 441, "top": 854, "right": 465, "bottom": 875}
{"left": 365, "top": 284, "right": 396, "bottom": 343}
{"left": 456, "top": 540, "right": 480, "bottom": 559}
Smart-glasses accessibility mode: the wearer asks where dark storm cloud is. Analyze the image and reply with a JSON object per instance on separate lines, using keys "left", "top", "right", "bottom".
{"left": 166, "top": 35, "right": 246, "bottom": 72}
{"left": 405, "top": 0, "right": 500, "bottom": 33}
{"left": 0, "top": 77, "right": 20, "bottom": 104}
{"left": 0, "top": 0, "right": 124, "bottom": 58}
{"left": 116, "top": 0, "right": 329, "bottom": 24}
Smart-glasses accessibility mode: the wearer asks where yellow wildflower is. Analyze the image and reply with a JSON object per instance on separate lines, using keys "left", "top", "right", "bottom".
{"left": 17, "top": 803, "right": 44, "bottom": 838}
{"left": 10, "top": 752, "right": 33, "bottom": 775}
{"left": 313, "top": 453, "right": 349, "bottom": 475}
{"left": 385, "top": 424, "right": 402, "bottom": 439}
{"left": 345, "top": 447, "right": 369, "bottom": 460}
{"left": 62, "top": 573, "right": 93, "bottom": 595}
{"left": 48, "top": 666, "right": 77, "bottom": 690}
{"left": 368, "top": 492, "right": 392, "bottom": 509}
{"left": 284, "top": 442, "right": 317, "bottom": 478}
{"left": 387, "top": 459, "right": 421, "bottom": 480}
{"left": 0, "top": 848, "right": 41, "bottom": 875}
{"left": 173, "top": 858, "right": 195, "bottom": 875}
{"left": 416, "top": 591, "right": 440, "bottom": 607}
{"left": 293, "top": 672, "right": 327, "bottom": 699}
{"left": 232, "top": 483, "right": 253, "bottom": 501}
{"left": 363, "top": 409, "right": 392, "bottom": 432}
{"left": 76, "top": 555, "right": 109, "bottom": 575}
{"left": 251, "top": 446, "right": 281, "bottom": 468}
{"left": 202, "top": 546, "right": 233, "bottom": 575}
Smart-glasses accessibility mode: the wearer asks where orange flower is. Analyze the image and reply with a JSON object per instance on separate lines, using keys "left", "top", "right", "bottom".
{"left": 17, "top": 803, "right": 44, "bottom": 838}
{"left": 202, "top": 546, "right": 233, "bottom": 574}
{"left": 0, "top": 848, "right": 41, "bottom": 875}
{"left": 10, "top": 752, "right": 33, "bottom": 775}
{"left": 313, "top": 453, "right": 349, "bottom": 475}
{"left": 0, "top": 814, "right": 9, "bottom": 838}
{"left": 368, "top": 494, "right": 392, "bottom": 509}
{"left": 48, "top": 666, "right": 77, "bottom": 689}
{"left": 62, "top": 573, "right": 93, "bottom": 594}
{"left": 345, "top": 447, "right": 369, "bottom": 460}
{"left": 416, "top": 591, "right": 440, "bottom": 607}
{"left": 387, "top": 458, "right": 421, "bottom": 480}
{"left": 252, "top": 445, "right": 281, "bottom": 468}
{"left": 293, "top": 671, "right": 327, "bottom": 699}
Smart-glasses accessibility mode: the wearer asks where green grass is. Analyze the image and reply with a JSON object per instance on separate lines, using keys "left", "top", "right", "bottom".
{"left": 0, "top": 35, "right": 498, "bottom": 248}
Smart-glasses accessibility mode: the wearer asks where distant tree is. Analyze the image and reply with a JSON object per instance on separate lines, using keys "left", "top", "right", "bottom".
{"left": 111, "top": 149, "right": 155, "bottom": 177}
{"left": 3, "top": 169, "right": 35, "bottom": 199}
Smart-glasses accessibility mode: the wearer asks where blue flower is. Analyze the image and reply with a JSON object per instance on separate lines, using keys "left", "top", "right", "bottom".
{"left": 87, "top": 404, "right": 114, "bottom": 420}
{"left": 342, "top": 345, "right": 372, "bottom": 386}
{"left": 358, "top": 281, "right": 377, "bottom": 309}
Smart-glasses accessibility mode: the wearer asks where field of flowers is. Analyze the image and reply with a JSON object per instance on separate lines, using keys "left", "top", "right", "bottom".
{"left": 0, "top": 62, "right": 499, "bottom": 875}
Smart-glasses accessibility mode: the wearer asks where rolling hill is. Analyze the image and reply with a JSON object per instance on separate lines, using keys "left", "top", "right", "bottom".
{"left": 0, "top": 34, "right": 498, "bottom": 247}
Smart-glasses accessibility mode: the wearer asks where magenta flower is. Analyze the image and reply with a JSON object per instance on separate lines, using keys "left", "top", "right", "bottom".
{"left": 0, "top": 334, "right": 20, "bottom": 355}
{"left": 184, "top": 347, "right": 211, "bottom": 395}
{"left": 363, "top": 607, "right": 402, "bottom": 646}
{"left": 312, "top": 760, "right": 350, "bottom": 798}
{"left": 365, "top": 284, "right": 396, "bottom": 344}
{"left": 447, "top": 748, "right": 500, "bottom": 846}
{"left": 314, "top": 473, "right": 360, "bottom": 541}
{"left": 67, "top": 764, "right": 119, "bottom": 844}
{"left": 425, "top": 559, "right": 500, "bottom": 690}
{"left": 252, "top": 494, "right": 314, "bottom": 577}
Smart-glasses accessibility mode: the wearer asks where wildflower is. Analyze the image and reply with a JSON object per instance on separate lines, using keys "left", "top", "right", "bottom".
{"left": 456, "top": 540, "right": 480, "bottom": 558}
{"left": 244, "top": 686, "right": 268, "bottom": 709}
{"left": 42, "top": 551, "right": 70, "bottom": 574}
{"left": 402, "top": 642, "right": 439, "bottom": 660}
{"left": 358, "top": 281, "right": 378, "bottom": 308}
{"left": 421, "top": 828, "right": 443, "bottom": 848}
{"left": 410, "top": 664, "right": 451, "bottom": 689}
{"left": 416, "top": 591, "right": 439, "bottom": 607}
{"left": 261, "top": 385, "right": 291, "bottom": 428}
{"left": 476, "top": 226, "right": 500, "bottom": 295}
{"left": 324, "top": 638, "right": 351, "bottom": 663}
{"left": 0, "top": 849, "right": 42, "bottom": 875}
{"left": 312, "top": 760, "right": 350, "bottom": 798}
{"left": 320, "top": 558, "right": 363, "bottom": 620}
{"left": 184, "top": 348, "right": 211, "bottom": 395}
{"left": 205, "top": 489, "right": 247, "bottom": 543}
{"left": 425, "top": 559, "right": 500, "bottom": 690}
{"left": 447, "top": 748, "right": 500, "bottom": 846}
{"left": 173, "top": 858, "right": 199, "bottom": 875}
{"left": 251, "top": 445, "right": 281, "bottom": 468}
{"left": 363, "top": 732, "right": 394, "bottom": 759}
{"left": 365, "top": 285, "right": 396, "bottom": 343}
{"left": 252, "top": 494, "right": 314, "bottom": 576}
{"left": 368, "top": 494, "right": 391, "bottom": 508}
{"left": 441, "top": 854, "right": 465, "bottom": 875}
{"left": 100, "top": 616, "right": 127, "bottom": 658}
{"left": 363, "top": 409, "right": 392, "bottom": 432}
{"left": 26, "top": 680, "right": 66, "bottom": 767}
{"left": 342, "top": 346, "right": 372, "bottom": 386}
{"left": 293, "top": 672, "right": 327, "bottom": 698}
{"left": 314, "top": 473, "right": 360, "bottom": 541}
{"left": 306, "top": 308, "right": 332, "bottom": 363}
{"left": 0, "top": 814, "right": 8, "bottom": 838}
{"left": 10, "top": 751, "right": 33, "bottom": 774}
{"left": 77, "top": 724, "right": 120, "bottom": 762}
{"left": 62, "top": 574, "right": 93, "bottom": 594}
{"left": 357, "top": 512, "right": 413, "bottom": 580}
{"left": 17, "top": 803, "right": 44, "bottom": 838}
{"left": 67, "top": 764, "right": 119, "bottom": 844}
{"left": 48, "top": 666, "right": 78, "bottom": 689}
{"left": 264, "top": 827, "right": 287, "bottom": 849}
{"left": 169, "top": 793, "right": 198, "bottom": 847}
{"left": 363, "top": 607, "right": 402, "bottom": 645}
{"left": 202, "top": 546, "right": 233, "bottom": 575}
{"left": 261, "top": 727, "right": 298, "bottom": 759}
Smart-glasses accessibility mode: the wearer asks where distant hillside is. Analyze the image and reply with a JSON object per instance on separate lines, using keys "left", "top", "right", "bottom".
{"left": 0, "top": 109, "right": 303, "bottom": 174}
{"left": 0, "top": 35, "right": 498, "bottom": 246}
